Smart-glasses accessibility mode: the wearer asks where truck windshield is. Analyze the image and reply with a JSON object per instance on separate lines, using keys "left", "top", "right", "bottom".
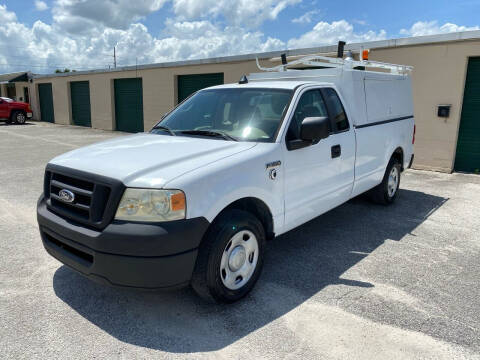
{"left": 152, "top": 88, "right": 293, "bottom": 142}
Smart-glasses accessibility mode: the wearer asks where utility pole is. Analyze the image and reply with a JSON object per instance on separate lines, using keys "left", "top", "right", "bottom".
{"left": 113, "top": 46, "right": 117, "bottom": 69}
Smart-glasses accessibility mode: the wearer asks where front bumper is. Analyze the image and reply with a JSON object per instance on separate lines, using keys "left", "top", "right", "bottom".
{"left": 37, "top": 196, "right": 210, "bottom": 289}
{"left": 27, "top": 112, "right": 33, "bottom": 118}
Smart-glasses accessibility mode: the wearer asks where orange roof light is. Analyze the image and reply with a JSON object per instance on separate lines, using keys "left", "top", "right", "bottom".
{"left": 362, "top": 49, "right": 370, "bottom": 60}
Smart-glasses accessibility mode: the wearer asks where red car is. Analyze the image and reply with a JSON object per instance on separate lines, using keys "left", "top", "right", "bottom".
{"left": 0, "top": 97, "right": 33, "bottom": 124}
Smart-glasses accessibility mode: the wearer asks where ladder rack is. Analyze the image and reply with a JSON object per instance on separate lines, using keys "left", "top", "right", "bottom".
{"left": 256, "top": 54, "right": 413, "bottom": 75}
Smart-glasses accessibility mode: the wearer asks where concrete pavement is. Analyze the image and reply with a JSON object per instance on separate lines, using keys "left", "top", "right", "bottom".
{"left": 1, "top": 122, "right": 479, "bottom": 359}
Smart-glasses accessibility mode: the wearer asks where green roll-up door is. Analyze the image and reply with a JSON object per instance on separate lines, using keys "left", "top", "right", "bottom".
{"left": 455, "top": 58, "right": 480, "bottom": 173}
{"left": 177, "top": 73, "right": 224, "bottom": 103}
{"left": 70, "top": 81, "right": 91, "bottom": 127}
{"left": 38, "top": 83, "right": 54, "bottom": 123}
{"left": 114, "top": 78, "right": 143, "bottom": 133}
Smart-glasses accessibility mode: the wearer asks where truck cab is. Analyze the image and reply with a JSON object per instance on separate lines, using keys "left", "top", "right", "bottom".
{"left": 37, "top": 55, "right": 415, "bottom": 303}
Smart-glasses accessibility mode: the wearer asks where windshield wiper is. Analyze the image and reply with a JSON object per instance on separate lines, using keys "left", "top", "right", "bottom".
{"left": 152, "top": 125, "right": 176, "bottom": 136}
{"left": 179, "top": 130, "right": 238, "bottom": 141}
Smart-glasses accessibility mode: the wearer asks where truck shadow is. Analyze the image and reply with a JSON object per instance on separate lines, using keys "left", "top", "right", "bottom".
{"left": 53, "top": 188, "right": 448, "bottom": 353}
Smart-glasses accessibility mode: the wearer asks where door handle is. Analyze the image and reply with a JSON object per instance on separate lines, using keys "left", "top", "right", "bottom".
{"left": 331, "top": 144, "right": 341, "bottom": 158}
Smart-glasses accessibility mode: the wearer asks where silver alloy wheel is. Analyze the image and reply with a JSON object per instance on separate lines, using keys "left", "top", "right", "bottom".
{"left": 220, "top": 230, "right": 259, "bottom": 290}
{"left": 16, "top": 113, "right": 26, "bottom": 124}
{"left": 387, "top": 166, "right": 399, "bottom": 197}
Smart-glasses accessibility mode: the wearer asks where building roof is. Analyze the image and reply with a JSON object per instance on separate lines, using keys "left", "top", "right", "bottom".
{"left": 0, "top": 71, "right": 32, "bottom": 83}
{"left": 31, "top": 30, "right": 480, "bottom": 80}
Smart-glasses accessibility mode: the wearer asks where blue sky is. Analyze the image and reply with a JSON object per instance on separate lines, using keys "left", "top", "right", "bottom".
{"left": 262, "top": 0, "right": 480, "bottom": 42}
{"left": 0, "top": 0, "right": 479, "bottom": 73}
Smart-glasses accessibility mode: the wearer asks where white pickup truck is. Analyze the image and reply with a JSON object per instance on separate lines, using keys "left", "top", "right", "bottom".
{"left": 37, "top": 55, "right": 415, "bottom": 303}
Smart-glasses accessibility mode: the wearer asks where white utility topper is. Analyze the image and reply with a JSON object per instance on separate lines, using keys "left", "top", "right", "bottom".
{"left": 37, "top": 49, "right": 415, "bottom": 303}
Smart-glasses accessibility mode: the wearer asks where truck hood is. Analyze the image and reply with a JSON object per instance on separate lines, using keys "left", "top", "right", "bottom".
{"left": 49, "top": 133, "right": 257, "bottom": 188}
{"left": 8, "top": 101, "right": 29, "bottom": 107}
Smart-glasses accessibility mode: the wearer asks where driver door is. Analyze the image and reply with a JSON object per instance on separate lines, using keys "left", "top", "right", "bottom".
{"left": 282, "top": 87, "right": 351, "bottom": 232}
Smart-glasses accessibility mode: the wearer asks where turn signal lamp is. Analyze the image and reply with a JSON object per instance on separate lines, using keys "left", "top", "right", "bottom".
{"left": 171, "top": 192, "right": 186, "bottom": 212}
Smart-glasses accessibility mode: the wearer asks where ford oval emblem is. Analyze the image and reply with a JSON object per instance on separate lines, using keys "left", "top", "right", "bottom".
{"left": 58, "top": 189, "right": 75, "bottom": 203}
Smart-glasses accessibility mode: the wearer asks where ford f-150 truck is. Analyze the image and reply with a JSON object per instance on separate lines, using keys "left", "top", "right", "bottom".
{"left": 37, "top": 54, "right": 415, "bottom": 303}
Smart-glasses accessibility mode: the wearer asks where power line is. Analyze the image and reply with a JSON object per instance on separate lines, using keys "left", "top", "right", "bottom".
{"left": 0, "top": 45, "right": 39, "bottom": 50}
{"left": 0, "top": 44, "right": 119, "bottom": 70}
{"left": 0, "top": 63, "right": 111, "bottom": 69}
{"left": 0, "top": 54, "right": 113, "bottom": 60}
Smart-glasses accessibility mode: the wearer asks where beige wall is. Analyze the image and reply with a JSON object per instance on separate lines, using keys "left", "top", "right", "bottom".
{"left": 0, "top": 82, "right": 30, "bottom": 102}
{"left": 30, "top": 82, "right": 41, "bottom": 120}
{"left": 371, "top": 40, "right": 480, "bottom": 172}
{"left": 14, "top": 82, "right": 30, "bottom": 103}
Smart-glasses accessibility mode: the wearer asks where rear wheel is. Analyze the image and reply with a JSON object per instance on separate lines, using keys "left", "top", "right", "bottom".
{"left": 369, "top": 159, "right": 402, "bottom": 205}
{"left": 12, "top": 111, "right": 26, "bottom": 125}
{"left": 191, "top": 209, "right": 266, "bottom": 303}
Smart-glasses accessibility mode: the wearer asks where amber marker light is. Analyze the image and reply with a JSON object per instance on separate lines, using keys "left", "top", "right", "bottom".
{"left": 171, "top": 192, "right": 186, "bottom": 212}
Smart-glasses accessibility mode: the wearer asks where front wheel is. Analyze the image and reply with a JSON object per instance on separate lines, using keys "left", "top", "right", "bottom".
{"left": 369, "top": 159, "right": 402, "bottom": 205}
{"left": 191, "top": 209, "right": 266, "bottom": 303}
{"left": 12, "top": 111, "right": 26, "bottom": 125}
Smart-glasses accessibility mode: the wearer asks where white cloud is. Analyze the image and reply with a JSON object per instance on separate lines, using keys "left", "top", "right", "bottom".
{"left": 400, "top": 21, "right": 479, "bottom": 37}
{"left": 150, "top": 20, "right": 285, "bottom": 63}
{"left": 35, "top": 1, "right": 49, "bottom": 11}
{"left": 50, "top": 0, "right": 299, "bottom": 32}
{"left": 287, "top": 20, "right": 386, "bottom": 49}
{"left": 0, "top": 3, "right": 286, "bottom": 74}
{"left": 353, "top": 19, "right": 367, "bottom": 26}
{"left": 162, "top": 19, "right": 218, "bottom": 39}
{"left": 52, "top": 0, "right": 167, "bottom": 32}
{"left": 292, "top": 10, "right": 321, "bottom": 24}
{"left": 0, "top": 4, "right": 17, "bottom": 22}
{"left": 171, "top": 0, "right": 301, "bottom": 28}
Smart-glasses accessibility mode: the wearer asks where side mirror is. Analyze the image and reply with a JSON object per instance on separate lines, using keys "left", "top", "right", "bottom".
{"left": 287, "top": 116, "right": 330, "bottom": 150}
{"left": 300, "top": 116, "right": 330, "bottom": 141}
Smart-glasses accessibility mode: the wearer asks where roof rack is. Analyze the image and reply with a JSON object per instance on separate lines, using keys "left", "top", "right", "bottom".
{"left": 256, "top": 54, "right": 413, "bottom": 75}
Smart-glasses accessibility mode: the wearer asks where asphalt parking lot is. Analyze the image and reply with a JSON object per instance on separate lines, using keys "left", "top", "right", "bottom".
{"left": 1, "top": 121, "right": 479, "bottom": 359}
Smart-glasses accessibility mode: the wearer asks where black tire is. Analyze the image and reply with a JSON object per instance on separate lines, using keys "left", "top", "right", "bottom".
{"left": 369, "top": 159, "right": 402, "bottom": 205}
{"left": 11, "top": 111, "right": 26, "bottom": 125}
{"left": 191, "top": 209, "right": 266, "bottom": 303}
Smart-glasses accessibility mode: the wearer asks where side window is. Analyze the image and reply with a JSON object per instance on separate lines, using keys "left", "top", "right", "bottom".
{"left": 286, "top": 89, "right": 328, "bottom": 141}
{"left": 323, "top": 88, "right": 349, "bottom": 132}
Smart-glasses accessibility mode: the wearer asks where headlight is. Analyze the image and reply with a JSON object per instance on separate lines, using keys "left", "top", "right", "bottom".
{"left": 115, "top": 188, "right": 186, "bottom": 222}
